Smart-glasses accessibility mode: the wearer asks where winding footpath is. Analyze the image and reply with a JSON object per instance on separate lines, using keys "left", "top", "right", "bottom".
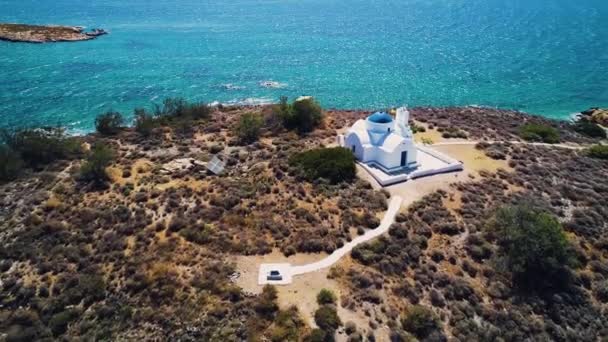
{"left": 258, "top": 139, "right": 598, "bottom": 284}
{"left": 431, "top": 140, "right": 588, "bottom": 150}
{"left": 291, "top": 195, "right": 403, "bottom": 275}
{"left": 258, "top": 196, "right": 402, "bottom": 284}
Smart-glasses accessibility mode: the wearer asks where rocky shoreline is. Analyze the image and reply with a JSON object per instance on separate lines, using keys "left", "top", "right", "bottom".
{"left": 579, "top": 107, "right": 608, "bottom": 127}
{"left": 0, "top": 23, "right": 107, "bottom": 43}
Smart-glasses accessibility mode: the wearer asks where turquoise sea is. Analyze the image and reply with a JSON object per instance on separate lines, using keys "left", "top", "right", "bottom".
{"left": 1, "top": 0, "right": 607, "bottom": 132}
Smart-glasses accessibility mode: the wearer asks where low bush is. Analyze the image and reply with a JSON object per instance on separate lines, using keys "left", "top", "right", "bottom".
{"left": 305, "top": 329, "right": 327, "bottom": 342}
{"left": 268, "top": 306, "right": 305, "bottom": 342}
{"left": 80, "top": 144, "right": 114, "bottom": 185}
{"left": 400, "top": 305, "right": 441, "bottom": 339}
{"left": 49, "top": 309, "right": 79, "bottom": 336}
{"left": 133, "top": 98, "right": 211, "bottom": 136}
{"left": 316, "top": 289, "right": 337, "bottom": 305}
{"left": 594, "top": 281, "right": 608, "bottom": 303}
{"left": 289, "top": 147, "right": 355, "bottom": 184}
{"left": 441, "top": 127, "right": 468, "bottom": 139}
{"left": 95, "top": 111, "right": 124, "bottom": 135}
{"left": 574, "top": 120, "right": 606, "bottom": 138}
{"left": 314, "top": 305, "right": 342, "bottom": 333}
{"left": 518, "top": 123, "right": 560, "bottom": 143}
{"left": 235, "top": 112, "right": 263, "bottom": 144}
{"left": 179, "top": 225, "right": 211, "bottom": 244}
{"left": 134, "top": 108, "right": 156, "bottom": 137}
{"left": 255, "top": 285, "right": 279, "bottom": 319}
{"left": 153, "top": 97, "right": 210, "bottom": 121}
{"left": 585, "top": 145, "right": 608, "bottom": 159}
{"left": 0, "top": 144, "right": 23, "bottom": 182}
{"left": 1, "top": 127, "right": 81, "bottom": 168}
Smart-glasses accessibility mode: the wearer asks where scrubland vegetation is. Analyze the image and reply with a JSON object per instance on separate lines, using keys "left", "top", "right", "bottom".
{"left": 338, "top": 137, "right": 608, "bottom": 340}
{"left": 1, "top": 101, "right": 606, "bottom": 341}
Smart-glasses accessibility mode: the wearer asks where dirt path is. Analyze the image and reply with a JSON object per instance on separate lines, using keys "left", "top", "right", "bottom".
{"left": 431, "top": 140, "right": 588, "bottom": 150}
{"left": 290, "top": 196, "right": 403, "bottom": 276}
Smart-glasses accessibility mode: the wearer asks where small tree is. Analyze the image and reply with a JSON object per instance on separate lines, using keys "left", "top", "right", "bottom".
{"left": 255, "top": 285, "right": 279, "bottom": 319}
{"left": 235, "top": 113, "right": 263, "bottom": 144}
{"left": 316, "top": 289, "right": 337, "bottom": 305}
{"left": 491, "top": 203, "right": 574, "bottom": 289}
{"left": 518, "top": 123, "right": 560, "bottom": 143}
{"left": 95, "top": 111, "right": 124, "bottom": 135}
{"left": 289, "top": 97, "right": 323, "bottom": 134}
{"left": 80, "top": 144, "right": 114, "bottom": 185}
{"left": 574, "top": 120, "right": 606, "bottom": 138}
{"left": 134, "top": 108, "right": 156, "bottom": 137}
{"left": 274, "top": 96, "right": 323, "bottom": 134}
{"left": 401, "top": 305, "right": 440, "bottom": 339}
{"left": 314, "top": 305, "right": 341, "bottom": 333}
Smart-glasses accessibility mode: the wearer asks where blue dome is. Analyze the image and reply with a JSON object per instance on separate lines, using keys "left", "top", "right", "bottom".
{"left": 367, "top": 112, "right": 393, "bottom": 124}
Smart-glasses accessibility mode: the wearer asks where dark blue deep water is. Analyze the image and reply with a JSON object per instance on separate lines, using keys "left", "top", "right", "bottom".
{"left": 1, "top": 0, "right": 607, "bottom": 132}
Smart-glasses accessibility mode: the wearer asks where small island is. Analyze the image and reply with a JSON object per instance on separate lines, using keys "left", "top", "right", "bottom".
{"left": 0, "top": 23, "right": 107, "bottom": 43}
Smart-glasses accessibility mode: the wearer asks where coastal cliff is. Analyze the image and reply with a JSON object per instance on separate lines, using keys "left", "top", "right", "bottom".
{"left": 0, "top": 23, "right": 107, "bottom": 43}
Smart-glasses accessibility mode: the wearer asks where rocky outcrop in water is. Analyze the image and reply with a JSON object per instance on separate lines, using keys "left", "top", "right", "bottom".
{"left": 0, "top": 23, "right": 107, "bottom": 43}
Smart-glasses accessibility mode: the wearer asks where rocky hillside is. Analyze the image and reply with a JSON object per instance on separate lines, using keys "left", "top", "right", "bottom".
{"left": 0, "top": 100, "right": 606, "bottom": 341}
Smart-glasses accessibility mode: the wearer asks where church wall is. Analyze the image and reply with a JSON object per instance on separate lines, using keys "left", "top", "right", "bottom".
{"left": 345, "top": 133, "right": 365, "bottom": 161}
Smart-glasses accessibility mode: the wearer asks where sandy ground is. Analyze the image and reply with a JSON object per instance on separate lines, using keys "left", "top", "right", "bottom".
{"left": 234, "top": 251, "right": 337, "bottom": 324}
{"left": 432, "top": 143, "right": 510, "bottom": 174}
{"left": 233, "top": 251, "right": 389, "bottom": 341}
{"left": 357, "top": 142, "right": 510, "bottom": 209}
{"left": 414, "top": 126, "right": 444, "bottom": 144}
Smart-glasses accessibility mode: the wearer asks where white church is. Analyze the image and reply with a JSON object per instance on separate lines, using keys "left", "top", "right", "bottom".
{"left": 344, "top": 107, "right": 419, "bottom": 173}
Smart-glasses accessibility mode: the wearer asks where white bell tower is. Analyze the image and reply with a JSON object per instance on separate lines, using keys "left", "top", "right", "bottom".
{"left": 395, "top": 107, "right": 413, "bottom": 138}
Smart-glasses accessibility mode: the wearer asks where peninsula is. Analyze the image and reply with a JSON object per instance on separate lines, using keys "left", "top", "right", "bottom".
{"left": 0, "top": 23, "right": 107, "bottom": 43}
{"left": 0, "top": 98, "right": 607, "bottom": 341}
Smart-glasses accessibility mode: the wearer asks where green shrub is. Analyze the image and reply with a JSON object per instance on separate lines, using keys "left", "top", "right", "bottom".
{"left": 314, "top": 305, "right": 341, "bottom": 333}
{"left": 153, "top": 97, "right": 210, "bottom": 122}
{"left": 95, "top": 111, "right": 124, "bottom": 135}
{"left": 133, "top": 98, "right": 210, "bottom": 136}
{"left": 289, "top": 147, "right": 355, "bottom": 184}
{"left": 518, "top": 123, "right": 560, "bottom": 143}
{"left": 134, "top": 108, "right": 156, "bottom": 137}
{"left": 304, "top": 329, "right": 327, "bottom": 342}
{"left": 491, "top": 203, "right": 574, "bottom": 288}
{"left": 585, "top": 144, "right": 608, "bottom": 159}
{"left": 410, "top": 122, "right": 426, "bottom": 133}
{"left": 179, "top": 225, "right": 211, "bottom": 244}
{"left": 574, "top": 120, "right": 606, "bottom": 138}
{"left": 255, "top": 285, "right": 279, "bottom": 319}
{"left": 235, "top": 113, "right": 263, "bottom": 144}
{"left": 1, "top": 127, "right": 81, "bottom": 168}
{"left": 290, "top": 97, "right": 323, "bottom": 133}
{"left": 401, "top": 305, "right": 440, "bottom": 339}
{"left": 269, "top": 306, "right": 305, "bottom": 342}
{"left": 273, "top": 96, "right": 323, "bottom": 134}
{"left": 48, "top": 309, "right": 79, "bottom": 336}
{"left": 594, "top": 281, "right": 608, "bottom": 303}
{"left": 80, "top": 144, "right": 114, "bottom": 185}
{"left": 316, "top": 289, "right": 337, "bottom": 305}
{"left": 0, "top": 144, "right": 23, "bottom": 182}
